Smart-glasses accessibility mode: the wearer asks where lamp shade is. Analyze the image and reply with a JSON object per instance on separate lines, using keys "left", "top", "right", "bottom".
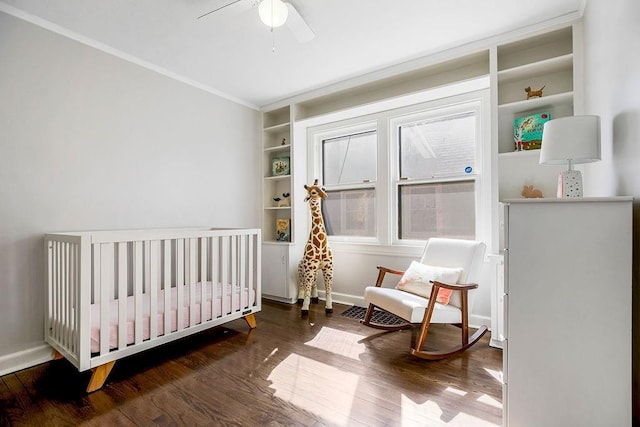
{"left": 539, "top": 115, "right": 601, "bottom": 165}
{"left": 259, "top": 0, "right": 289, "bottom": 28}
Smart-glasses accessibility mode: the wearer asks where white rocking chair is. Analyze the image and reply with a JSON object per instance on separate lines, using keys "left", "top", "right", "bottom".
{"left": 362, "top": 238, "right": 487, "bottom": 360}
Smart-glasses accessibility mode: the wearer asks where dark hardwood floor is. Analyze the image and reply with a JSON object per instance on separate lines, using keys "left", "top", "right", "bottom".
{"left": 0, "top": 300, "right": 503, "bottom": 426}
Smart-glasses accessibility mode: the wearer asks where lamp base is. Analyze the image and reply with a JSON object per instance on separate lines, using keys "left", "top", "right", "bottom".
{"left": 557, "top": 169, "right": 583, "bottom": 198}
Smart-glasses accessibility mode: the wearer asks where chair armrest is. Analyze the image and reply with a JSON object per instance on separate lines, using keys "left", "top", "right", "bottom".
{"left": 377, "top": 266, "right": 405, "bottom": 276}
{"left": 373, "top": 265, "right": 405, "bottom": 287}
{"left": 430, "top": 280, "right": 478, "bottom": 291}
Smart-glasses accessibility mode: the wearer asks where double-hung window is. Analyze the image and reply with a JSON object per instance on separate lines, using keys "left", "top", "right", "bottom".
{"left": 321, "top": 126, "right": 377, "bottom": 238}
{"left": 393, "top": 106, "right": 479, "bottom": 242}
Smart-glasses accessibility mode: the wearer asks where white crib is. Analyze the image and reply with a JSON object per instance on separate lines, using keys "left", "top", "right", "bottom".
{"left": 45, "top": 227, "right": 261, "bottom": 392}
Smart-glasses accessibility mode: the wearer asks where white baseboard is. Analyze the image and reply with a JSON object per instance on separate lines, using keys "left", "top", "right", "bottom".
{"left": 0, "top": 344, "right": 54, "bottom": 377}
{"left": 470, "top": 314, "right": 492, "bottom": 330}
{"left": 326, "top": 290, "right": 366, "bottom": 307}
{"left": 489, "top": 338, "right": 505, "bottom": 349}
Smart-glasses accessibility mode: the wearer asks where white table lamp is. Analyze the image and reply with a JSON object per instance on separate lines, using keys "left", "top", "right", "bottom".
{"left": 539, "top": 115, "right": 601, "bottom": 197}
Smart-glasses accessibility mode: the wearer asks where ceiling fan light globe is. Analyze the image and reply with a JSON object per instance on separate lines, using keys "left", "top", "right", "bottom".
{"left": 258, "top": 0, "right": 288, "bottom": 28}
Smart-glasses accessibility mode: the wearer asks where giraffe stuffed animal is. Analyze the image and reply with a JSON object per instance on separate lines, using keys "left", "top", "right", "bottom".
{"left": 297, "top": 179, "right": 334, "bottom": 316}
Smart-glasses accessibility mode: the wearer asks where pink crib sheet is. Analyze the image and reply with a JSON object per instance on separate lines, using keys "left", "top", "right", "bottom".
{"left": 90, "top": 282, "right": 255, "bottom": 353}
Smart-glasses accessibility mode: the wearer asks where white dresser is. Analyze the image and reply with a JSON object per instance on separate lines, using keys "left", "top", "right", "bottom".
{"left": 502, "top": 197, "right": 632, "bottom": 427}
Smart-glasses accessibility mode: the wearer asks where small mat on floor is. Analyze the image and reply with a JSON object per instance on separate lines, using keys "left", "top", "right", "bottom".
{"left": 341, "top": 306, "right": 406, "bottom": 326}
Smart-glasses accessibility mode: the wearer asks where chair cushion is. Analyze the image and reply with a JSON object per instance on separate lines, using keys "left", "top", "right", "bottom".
{"left": 396, "top": 261, "right": 462, "bottom": 305}
{"left": 364, "top": 286, "right": 462, "bottom": 324}
{"left": 419, "top": 238, "right": 486, "bottom": 308}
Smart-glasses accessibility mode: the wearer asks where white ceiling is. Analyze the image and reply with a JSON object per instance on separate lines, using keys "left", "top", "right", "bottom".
{"left": 1, "top": 0, "right": 584, "bottom": 109}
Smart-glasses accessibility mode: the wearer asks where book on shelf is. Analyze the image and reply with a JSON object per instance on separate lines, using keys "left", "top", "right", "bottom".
{"left": 275, "top": 218, "right": 290, "bottom": 242}
{"left": 514, "top": 112, "right": 550, "bottom": 151}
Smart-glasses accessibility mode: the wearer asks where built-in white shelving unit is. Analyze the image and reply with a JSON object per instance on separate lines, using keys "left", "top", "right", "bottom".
{"left": 261, "top": 106, "right": 298, "bottom": 302}
{"left": 262, "top": 107, "right": 292, "bottom": 244}
{"left": 496, "top": 26, "right": 579, "bottom": 201}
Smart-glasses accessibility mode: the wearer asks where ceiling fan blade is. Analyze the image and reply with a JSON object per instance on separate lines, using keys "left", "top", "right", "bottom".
{"left": 285, "top": 2, "right": 315, "bottom": 43}
{"left": 197, "top": 0, "right": 258, "bottom": 20}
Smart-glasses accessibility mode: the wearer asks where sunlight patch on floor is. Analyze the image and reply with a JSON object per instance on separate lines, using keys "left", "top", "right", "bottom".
{"left": 484, "top": 367, "right": 504, "bottom": 384}
{"left": 477, "top": 393, "right": 502, "bottom": 409}
{"left": 444, "top": 412, "right": 501, "bottom": 426}
{"left": 445, "top": 386, "right": 467, "bottom": 396}
{"left": 400, "top": 394, "right": 443, "bottom": 425}
{"left": 400, "top": 393, "right": 501, "bottom": 426}
{"left": 304, "top": 326, "right": 366, "bottom": 360}
{"left": 267, "top": 353, "right": 359, "bottom": 426}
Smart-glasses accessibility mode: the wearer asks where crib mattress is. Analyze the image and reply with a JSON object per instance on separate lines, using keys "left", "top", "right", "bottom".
{"left": 90, "top": 282, "right": 255, "bottom": 353}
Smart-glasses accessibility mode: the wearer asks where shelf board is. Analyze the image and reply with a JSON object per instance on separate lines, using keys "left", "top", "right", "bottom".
{"left": 264, "top": 144, "right": 291, "bottom": 153}
{"left": 498, "top": 91, "right": 573, "bottom": 115}
{"left": 263, "top": 206, "right": 292, "bottom": 210}
{"left": 499, "top": 149, "right": 541, "bottom": 158}
{"left": 264, "top": 174, "right": 291, "bottom": 181}
{"left": 263, "top": 240, "right": 294, "bottom": 246}
{"left": 263, "top": 121, "right": 290, "bottom": 133}
{"left": 497, "top": 53, "right": 573, "bottom": 83}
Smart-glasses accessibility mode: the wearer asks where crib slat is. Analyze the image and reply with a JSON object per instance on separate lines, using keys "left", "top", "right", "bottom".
{"left": 240, "top": 235, "right": 247, "bottom": 310}
{"left": 143, "top": 241, "right": 151, "bottom": 340}
{"left": 117, "top": 242, "right": 128, "bottom": 350}
{"left": 149, "top": 240, "right": 159, "bottom": 340}
{"left": 57, "top": 242, "right": 63, "bottom": 345}
{"left": 64, "top": 243, "right": 70, "bottom": 351}
{"left": 221, "top": 236, "right": 229, "bottom": 315}
{"left": 52, "top": 242, "right": 59, "bottom": 345}
{"left": 71, "top": 243, "right": 79, "bottom": 354}
{"left": 92, "top": 243, "right": 101, "bottom": 353}
{"left": 163, "top": 240, "right": 171, "bottom": 336}
{"left": 66, "top": 243, "right": 73, "bottom": 349}
{"left": 57, "top": 243, "right": 63, "bottom": 348}
{"left": 133, "top": 241, "right": 143, "bottom": 344}
{"left": 66, "top": 242, "right": 72, "bottom": 348}
{"left": 200, "top": 238, "right": 207, "bottom": 323}
{"left": 231, "top": 236, "right": 237, "bottom": 313}
{"left": 210, "top": 236, "right": 219, "bottom": 319}
{"left": 62, "top": 242, "right": 69, "bottom": 349}
{"left": 177, "top": 239, "right": 184, "bottom": 331}
{"left": 188, "top": 238, "right": 196, "bottom": 327}
{"left": 65, "top": 243, "right": 75, "bottom": 349}
{"left": 99, "top": 243, "right": 113, "bottom": 356}
{"left": 66, "top": 243, "right": 72, "bottom": 352}
{"left": 248, "top": 234, "right": 254, "bottom": 308}
{"left": 51, "top": 242, "right": 58, "bottom": 345}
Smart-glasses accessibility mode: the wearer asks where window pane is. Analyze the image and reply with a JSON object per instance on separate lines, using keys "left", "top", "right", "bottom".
{"left": 323, "top": 131, "right": 376, "bottom": 185}
{"left": 399, "top": 181, "right": 475, "bottom": 240}
{"left": 399, "top": 112, "right": 475, "bottom": 179}
{"left": 322, "top": 189, "right": 376, "bottom": 237}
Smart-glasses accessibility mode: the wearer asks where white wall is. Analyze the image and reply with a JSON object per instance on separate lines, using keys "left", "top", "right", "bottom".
{"left": 0, "top": 12, "right": 260, "bottom": 366}
{"left": 581, "top": 0, "right": 640, "bottom": 420}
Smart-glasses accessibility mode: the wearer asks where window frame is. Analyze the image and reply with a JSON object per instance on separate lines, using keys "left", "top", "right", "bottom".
{"left": 389, "top": 99, "right": 485, "bottom": 246}
{"left": 313, "top": 120, "right": 379, "bottom": 244}
{"left": 306, "top": 83, "right": 492, "bottom": 251}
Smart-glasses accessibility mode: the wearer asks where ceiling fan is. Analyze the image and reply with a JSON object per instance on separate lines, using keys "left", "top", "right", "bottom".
{"left": 198, "top": 0, "right": 315, "bottom": 43}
